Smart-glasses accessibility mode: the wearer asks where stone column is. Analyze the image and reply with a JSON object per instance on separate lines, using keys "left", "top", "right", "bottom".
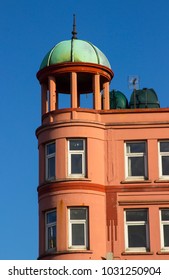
{"left": 93, "top": 74, "right": 101, "bottom": 110}
{"left": 48, "top": 76, "right": 56, "bottom": 111}
{"left": 103, "top": 81, "right": 110, "bottom": 110}
{"left": 41, "top": 83, "right": 48, "bottom": 115}
{"left": 71, "top": 72, "right": 77, "bottom": 108}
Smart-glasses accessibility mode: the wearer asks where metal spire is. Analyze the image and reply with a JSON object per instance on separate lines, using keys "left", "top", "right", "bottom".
{"left": 72, "top": 14, "right": 77, "bottom": 39}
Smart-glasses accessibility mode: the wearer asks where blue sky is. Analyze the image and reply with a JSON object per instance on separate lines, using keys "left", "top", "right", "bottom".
{"left": 1, "top": 0, "right": 169, "bottom": 259}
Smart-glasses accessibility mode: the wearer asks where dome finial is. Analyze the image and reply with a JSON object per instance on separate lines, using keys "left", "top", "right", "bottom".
{"left": 72, "top": 14, "right": 77, "bottom": 39}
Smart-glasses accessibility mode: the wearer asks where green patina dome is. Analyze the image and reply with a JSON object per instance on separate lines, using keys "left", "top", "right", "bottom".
{"left": 40, "top": 39, "right": 111, "bottom": 70}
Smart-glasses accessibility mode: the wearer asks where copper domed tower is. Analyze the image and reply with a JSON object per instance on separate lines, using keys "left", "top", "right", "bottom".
{"left": 36, "top": 17, "right": 113, "bottom": 260}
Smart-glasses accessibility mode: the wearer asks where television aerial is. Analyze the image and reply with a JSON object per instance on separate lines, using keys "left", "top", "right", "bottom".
{"left": 128, "top": 75, "right": 140, "bottom": 90}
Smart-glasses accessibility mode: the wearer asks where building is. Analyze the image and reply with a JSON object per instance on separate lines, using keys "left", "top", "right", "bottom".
{"left": 36, "top": 21, "right": 169, "bottom": 260}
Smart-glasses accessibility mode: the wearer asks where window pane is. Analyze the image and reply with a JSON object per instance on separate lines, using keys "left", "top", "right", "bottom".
{"left": 72, "top": 224, "right": 85, "bottom": 245}
{"left": 47, "top": 143, "right": 55, "bottom": 155}
{"left": 126, "top": 210, "right": 147, "bottom": 221}
{"left": 160, "top": 142, "right": 169, "bottom": 152}
{"left": 164, "top": 225, "right": 169, "bottom": 246}
{"left": 127, "top": 142, "right": 145, "bottom": 153}
{"left": 161, "top": 210, "right": 169, "bottom": 221}
{"left": 48, "top": 157, "right": 55, "bottom": 178}
{"left": 70, "top": 140, "right": 83, "bottom": 150}
{"left": 128, "top": 157, "right": 145, "bottom": 176}
{"left": 162, "top": 156, "right": 169, "bottom": 175}
{"left": 71, "top": 154, "right": 82, "bottom": 174}
{"left": 70, "top": 208, "right": 86, "bottom": 220}
{"left": 48, "top": 225, "right": 56, "bottom": 249}
{"left": 47, "top": 211, "right": 56, "bottom": 224}
{"left": 128, "top": 225, "right": 147, "bottom": 247}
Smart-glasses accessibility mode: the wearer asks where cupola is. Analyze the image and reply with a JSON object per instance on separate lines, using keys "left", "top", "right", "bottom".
{"left": 36, "top": 16, "right": 114, "bottom": 115}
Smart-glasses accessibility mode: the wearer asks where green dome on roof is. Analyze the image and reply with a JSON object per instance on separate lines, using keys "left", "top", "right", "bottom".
{"left": 40, "top": 39, "right": 111, "bottom": 70}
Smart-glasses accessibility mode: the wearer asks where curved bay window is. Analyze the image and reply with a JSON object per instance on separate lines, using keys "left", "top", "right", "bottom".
{"left": 45, "top": 210, "right": 56, "bottom": 251}
{"left": 45, "top": 142, "right": 56, "bottom": 180}
{"left": 68, "top": 139, "right": 86, "bottom": 177}
{"left": 68, "top": 207, "right": 88, "bottom": 249}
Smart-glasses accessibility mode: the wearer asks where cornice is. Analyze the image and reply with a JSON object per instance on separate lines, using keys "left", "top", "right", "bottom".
{"left": 37, "top": 181, "right": 106, "bottom": 197}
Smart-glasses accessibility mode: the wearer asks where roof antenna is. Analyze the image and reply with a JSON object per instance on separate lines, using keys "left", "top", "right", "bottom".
{"left": 72, "top": 14, "right": 77, "bottom": 39}
{"left": 128, "top": 75, "right": 140, "bottom": 108}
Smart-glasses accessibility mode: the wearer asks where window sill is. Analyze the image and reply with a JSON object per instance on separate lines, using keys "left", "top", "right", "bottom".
{"left": 154, "top": 179, "right": 169, "bottom": 183}
{"left": 66, "top": 249, "right": 92, "bottom": 253}
{"left": 157, "top": 250, "right": 169, "bottom": 255}
{"left": 122, "top": 251, "right": 154, "bottom": 255}
{"left": 58, "top": 177, "right": 91, "bottom": 182}
{"left": 121, "top": 179, "right": 152, "bottom": 184}
{"left": 45, "top": 178, "right": 91, "bottom": 183}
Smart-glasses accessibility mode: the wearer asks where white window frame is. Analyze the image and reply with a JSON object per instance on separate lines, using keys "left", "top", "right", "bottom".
{"left": 68, "top": 139, "right": 86, "bottom": 177}
{"left": 68, "top": 207, "right": 88, "bottom": 249}
{"left": 45, "top": 142, "right": 56, "bottom": 180}
{"left": 124, "top": 209, "right": 149, "bottom": 252}
{"left": 158, "top": 141, "right": 169, "bottom": 179}
{"left": 125, "top": 141, "right": 147, "bottom": 180}
{"left": 160, "top": 209, "right": 169, "bottom": 251}
{"left": 45, "top": 210, "right": 56, "bottom": 251}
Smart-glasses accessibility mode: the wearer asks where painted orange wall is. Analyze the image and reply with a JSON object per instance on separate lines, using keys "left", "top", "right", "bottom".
{"left": 38, "top": 187, "right": 106, "bottom": 260}
{"left": 37, "top": 108, "right": 169, "bottom": 260}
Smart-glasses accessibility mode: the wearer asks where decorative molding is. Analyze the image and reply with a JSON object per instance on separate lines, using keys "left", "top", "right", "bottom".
{"left": 38, "top": 181, "right": 106, "bottom": 196}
